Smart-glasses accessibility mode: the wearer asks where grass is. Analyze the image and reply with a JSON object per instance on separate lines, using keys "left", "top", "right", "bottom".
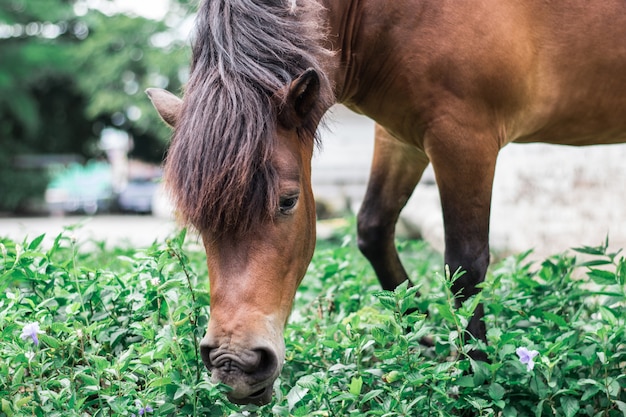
{"left": 1, "top": 221, "right": 625, "bottom": 416}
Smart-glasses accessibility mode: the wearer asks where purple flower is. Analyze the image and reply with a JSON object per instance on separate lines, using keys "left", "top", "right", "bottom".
{"left": 133, "top": 404, "right": 153, "bottom": 416}
{"left": 20, "top": 322, "right": 43, "bottom": 346}
{"left": 516, "top": 346, "right": 539, "bottom": 371}
{"left": 139, "top": 405, "right": 153, "bottom": 415}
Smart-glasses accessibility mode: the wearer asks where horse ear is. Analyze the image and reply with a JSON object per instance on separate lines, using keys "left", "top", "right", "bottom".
{"left": 280, "top": 68, "right": 320, "bottom": 128}
{"left": 146, "top": 88, "right": 182, "bottom": 128}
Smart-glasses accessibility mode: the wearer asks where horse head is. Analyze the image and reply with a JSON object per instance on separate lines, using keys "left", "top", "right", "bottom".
{"left": 147, "top": 67, "right": 324, "bottom": 404}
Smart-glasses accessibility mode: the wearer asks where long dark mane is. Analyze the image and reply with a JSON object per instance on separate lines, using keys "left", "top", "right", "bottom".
{"left": 164, "top": 0, "right": 333, "bottom": 236}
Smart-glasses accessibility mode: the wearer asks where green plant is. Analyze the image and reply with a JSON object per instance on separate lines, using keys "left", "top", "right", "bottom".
{"left": 1, "top": 227, "right": 625, "bottom": 416}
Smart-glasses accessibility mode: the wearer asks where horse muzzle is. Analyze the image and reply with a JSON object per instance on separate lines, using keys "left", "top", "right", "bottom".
{"left": 200, "top": 338, "right": 283, "bottom": 405}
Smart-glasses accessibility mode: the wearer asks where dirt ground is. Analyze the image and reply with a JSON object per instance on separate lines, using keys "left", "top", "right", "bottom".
{"left": 0, "top": 214, "right": 180, "bottom": 249}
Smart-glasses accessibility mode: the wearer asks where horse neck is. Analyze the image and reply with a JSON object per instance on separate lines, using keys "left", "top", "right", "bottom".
{"left": 320, "top": 0, "right": 360, "bottom": 102}
{"left": 321, "top": 0, "right": 395, "bottom": 108}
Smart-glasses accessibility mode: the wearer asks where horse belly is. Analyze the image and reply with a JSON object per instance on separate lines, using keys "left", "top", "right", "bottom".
{"left": 511, "top": 1, "right": 626, "bottom": 146}
{"left": 514, "top": 84, "right": 626, "bottom": 146}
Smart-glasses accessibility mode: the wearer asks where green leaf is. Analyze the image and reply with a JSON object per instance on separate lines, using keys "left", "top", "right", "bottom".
{"left": 587, "top": 268, "right": 617, "bottom": 285}
{"left": 330, "top": 392, "right": 357, "bottom": 403}
{"left": 348, "top": 376, "right": 363, "bottom": 396}
{"left": 375, "top": 294, "right": 397, "bottom": 311}
{"left": 617, "top": 258, "right": 626, "bottom": 285}
{"left": 360, "top": 389, "right": 384, "bottom": 405}
{"left": 117, "top": 345, "right": 135, "bottom": 372}
{"left": 14, "top": 396, "right": 31, "bottom": 408}
{"left": 296, "top": 374, "right": 320, "bottom": 390}
{"left": 493, "top": 400, "right": 506, "bottom": 410}
{"left": 77, "top": 373, "right": 99, "bottom": 387}
{"left": 13, "top": 366, "right": 25, "bottom": 386}
{"left": 577, "top": 259, "right": 612, "bottom": 267}
{"left": 580, "top": 385, "right": 602, "bottom": 401}
{"left": 106, "top": 395, "right": 130, "bottom": 413}
{"left": 392, "top": 280, "right": 410, "bottom": 298}
{"left": 470, "top": 359, "right": 490, "bottom": 386}
{"left": 542, "top": 311, "right": 567, "bottom": 327}
{"left": 158, "top": 280, "right": 184, "bottom": 292}
{"left": 572, "top": 244, "right": 607, "bottom": 256}
{"left": 560, "top": 396, "right": 580, "bottom": 417}
{"left": 599, "top": 306, "right": 619, "bottom": 325}
{"left": 286, "top": 385, "right": 309, "bottom": 411}
{"left": 614, "top": 400, "right": 626, "bottom": 416}
{"left": 90, "top": 355, "right": 110, "bottom": 373}
{"left": 194, "top": 289, "right": 211, "bottom": 306}
{"left": 503, "top": 405, "right": 518, "bottom": 417}
{"left": 49, "top": 322, "right": 72, "bottom": 334}
{"left": 27, "top": 234, "right": 46, "bottom": 251}
{"left": 2, "top": 398, "right": 13, "bottom": 416}
{"left": 455, "top": 375, "right": 475, "bottom": 388}
{"left": 149, "top": 377, "right": 173, "bottom": 388}
{"left": 535, "top": 399, "right": 545, "bottom": 417}
{"left": 488, "top": 383, "right": 505, "bottom": 401}
{"left": 38, "top": 333, "right": 61, "bottom": 349}
{"left": 174, "top": 384, "right": 192, "bottom": 401}
{"left": 607, "top": 378, "right": 621, "bottom": 397}
{"left": 157, "top": 403, "right": 176, "bottom": 414}
{"left": 435, "top": 303, "right": 457, "bottom": 323}
{"left": 171, "top": 228, "right": 187, "bottom": 248}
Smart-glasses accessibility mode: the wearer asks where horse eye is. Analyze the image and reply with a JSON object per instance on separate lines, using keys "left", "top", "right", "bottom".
{"left": 279, "top": 195, "right": 299, "bottom": 214}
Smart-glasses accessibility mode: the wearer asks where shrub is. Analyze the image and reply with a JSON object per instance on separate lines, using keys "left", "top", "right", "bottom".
{"left": 0, "top": 228, "right": 624, "bottom": 416}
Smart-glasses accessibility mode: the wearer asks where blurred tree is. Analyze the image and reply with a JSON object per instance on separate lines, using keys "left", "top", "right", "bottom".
{"left": 73, "top": 9, "right": 190, "bottom": 161}
{"left": 0, "top": 0, "right": 193, "bottom": 212}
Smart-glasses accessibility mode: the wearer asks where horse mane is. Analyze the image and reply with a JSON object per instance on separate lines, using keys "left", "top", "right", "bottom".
{"left": 164, "top": 0, "right": 334, "bottom": 237}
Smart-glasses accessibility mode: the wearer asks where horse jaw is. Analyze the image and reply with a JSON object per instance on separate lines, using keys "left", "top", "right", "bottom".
{"left": 146, "top": 88, "right": 182, "bottom": 128}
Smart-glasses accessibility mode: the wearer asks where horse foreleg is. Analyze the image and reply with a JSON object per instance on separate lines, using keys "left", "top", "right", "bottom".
{"left": 425, "top": 124, "right": 498, "bottom": 360}
{"left": 357, "top": 123, "right": 430, "bottom": 291}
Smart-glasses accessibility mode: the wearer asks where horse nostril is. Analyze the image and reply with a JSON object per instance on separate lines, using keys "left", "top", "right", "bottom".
{"left": 200, "top": 341, "right": 213, "bottom": 371}
{"left": 250, "top": 347, "right": 278, "bottom": 381}
{"left": 199, "top": 342, "right": 278, "bottom": 380}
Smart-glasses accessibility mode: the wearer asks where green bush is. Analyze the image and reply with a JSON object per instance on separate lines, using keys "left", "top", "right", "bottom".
{"left": 0, "top": 227, "right": 625, "bottom": 416}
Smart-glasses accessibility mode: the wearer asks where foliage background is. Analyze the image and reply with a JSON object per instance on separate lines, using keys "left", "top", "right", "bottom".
{"left": 0, "top": 0, "right": 194, "bottom": 212}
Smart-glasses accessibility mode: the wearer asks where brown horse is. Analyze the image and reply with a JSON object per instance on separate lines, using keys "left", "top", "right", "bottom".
{"left": 147, "top": 0, "right": 626, "bottom": 405}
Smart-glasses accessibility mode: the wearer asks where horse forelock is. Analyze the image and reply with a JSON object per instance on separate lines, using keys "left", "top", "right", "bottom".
{"left": 164, "top": 0, "right": 334, "bottom": 237}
